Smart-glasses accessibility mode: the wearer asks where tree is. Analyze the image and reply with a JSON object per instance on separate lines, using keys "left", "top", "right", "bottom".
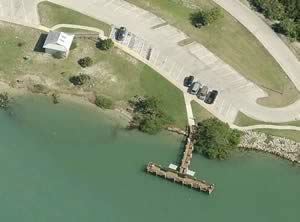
{"left": 97, "top": 38, "right": 114, "bottom": 50}
{"left": 250, "top": 0, "right": 286, "bottom": 20}
{"left": 95, "top": 95, "right": 113, "bottom": 109}
{"left": 69, "top": 74, "right": 91, "bottom": 86}
{"left": 129, "top": 96, "right": 174, "bottom": 134}
{"left": 191, "top": 7, "right": 223, "bottom": 28}
{"left": 78, "top": 57, "right": 93, "bottom": 68}
{"left": 193, "top": 118, "right": 241, "bottom": 160}
{"left": 273, "top": 18, "right": 298, "bottom": 39}
{"left": 249, "top": 0, "right": 300, "bottom": 41}
{"left": 296, "top": 22, "right": 300, "bottom": 41}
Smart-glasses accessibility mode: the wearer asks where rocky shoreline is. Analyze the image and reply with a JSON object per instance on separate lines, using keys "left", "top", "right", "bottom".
{"left": 240, "top": 131, "right": 300, "bottom": 164}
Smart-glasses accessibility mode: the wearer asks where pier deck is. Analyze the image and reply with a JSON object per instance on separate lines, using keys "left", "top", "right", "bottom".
{"left": 146, "top": 162, "right": 214, "bottom": 194}
{"left": 146, "top": 126, "right": 215, "bottom": 194}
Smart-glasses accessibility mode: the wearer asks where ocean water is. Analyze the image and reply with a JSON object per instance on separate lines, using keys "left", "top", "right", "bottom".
{"left": 0, "top": 94, "right": 299, "bottom": 221}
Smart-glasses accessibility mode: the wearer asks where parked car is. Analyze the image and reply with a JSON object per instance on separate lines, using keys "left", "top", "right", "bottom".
{"left": 197, "top": 85, "right": 208, "bottom": 100}
{"left": 183, "top": 75, "right": 194, "bottom": 87}
{"left": 205, "top": 90, "right": 218, "bottom": 104}
{"left": 189, "top": 82, "right": 201, "bottom": 95}
{"left": 116, "top": 27, "right": 127, "bottom": 41}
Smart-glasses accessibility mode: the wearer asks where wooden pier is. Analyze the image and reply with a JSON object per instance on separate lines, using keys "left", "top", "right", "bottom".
{"left": 146, "top": 126, "right": 215, "bottom": 194}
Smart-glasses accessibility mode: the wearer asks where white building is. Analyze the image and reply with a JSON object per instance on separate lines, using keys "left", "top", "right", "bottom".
{"left": 43, "top": 31, "right": 75, "bottom": 57}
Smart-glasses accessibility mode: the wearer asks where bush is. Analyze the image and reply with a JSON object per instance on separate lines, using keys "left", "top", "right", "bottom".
{"left": 17, "top": 42, "right": 25, "bottom": 47}
{"left": 95, "top": 95, "right": 113, "bottom": 109}
{"left": 31, "top": 84, "right": 49, "bottom": 94}
{"left": 194, "top": 118, "right": 241, "bottom": 160}
{"left": 69, "top": 74, "right": 91, "bottom": 86}
{"left": 97, "top": 38, "right": 114, "bottom": 50}
{"left": 0, "top": 92, "right": 10, "bottom": 110}
{"left": 78, "top": 57, "right": 93, "bottom": 68}
{"left": 191, "top": 7, "right": 223, "bottom": 28}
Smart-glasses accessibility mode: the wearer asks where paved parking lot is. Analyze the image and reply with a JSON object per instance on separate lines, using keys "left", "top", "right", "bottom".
{"left": 2, "top": 0, "right": 300, "bottom": 123}
{"left": 110, "top": 22, "right": 266, "bottom": 122}
{"left": 0, "top": 0, "right": 40, "bottom": 25}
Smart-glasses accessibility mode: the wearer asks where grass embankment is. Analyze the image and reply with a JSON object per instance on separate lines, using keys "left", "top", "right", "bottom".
{"left": 256, "top": 129, "right": 300, "bottom": 143}
{"left": 234, "top": 112, "right": 300, "bottom": 127}
{"left": 233, "top": 112, "right": 300, "bottom": 143}
{"left": 0, "top": 22, "right": 187, "bottom": 128}
{"left": 191, "top": 100, "right": 214, "bottom": 123}
{"left": 126, "top": 0, "right": 299, "bottom": 107}
{"left": 38, "top": 1, "right": 111, "bottom": 35}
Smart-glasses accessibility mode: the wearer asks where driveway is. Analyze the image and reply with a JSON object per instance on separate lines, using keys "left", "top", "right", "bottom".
{"left": 212, "top": 0, "right": 300, "bottom": 90}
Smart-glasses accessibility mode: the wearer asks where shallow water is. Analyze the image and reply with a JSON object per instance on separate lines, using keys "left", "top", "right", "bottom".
{"left": 0, "top": 94, "right": 299, "bottom": 221}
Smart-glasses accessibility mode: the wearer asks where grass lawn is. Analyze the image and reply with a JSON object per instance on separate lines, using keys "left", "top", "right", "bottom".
{"left": 126, "top": 0, "right": 299, "bottom": 107}
{"left": 256, "top": 129, "right": 300, "bottom": 143}
{"left": 38, "top": 1, "right": 111, "bottom": 35}
{"left": 234, "top": 112, "right": 300, "bottom": 127}
{"left": 0, "top": 22, "right": 187, "bottom": 128}
{"left": 191, "top": 100, "right": 214, "bottom": 123}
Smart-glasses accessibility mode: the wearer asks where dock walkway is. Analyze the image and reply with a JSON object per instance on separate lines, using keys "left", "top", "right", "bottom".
{"left": 146, "top": 126, "right": 215, "bottom": 194}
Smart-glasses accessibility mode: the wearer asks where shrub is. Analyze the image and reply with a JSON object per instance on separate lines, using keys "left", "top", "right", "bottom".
{"left": 51, "top": 92, "right": 60, "bottom": 104}
{"left": 31, "top": 84, "right": 49, "bottom": 94}
{"left": 191, "top": 7, "right": 223, "bottom": 28}
{"left": 69, "top": 74, "right": 91, "bottom": 86}
{"left": 17, "top": 42, "right": 25, "bottom": 47}
{"left": 78, "top": 57, "right": 93, "bottom": 68}
{"left": 194, "top": 118, "right": 241, "bottom": 160}
{"left": 0, "top": 92, "right": 10, "bottom": 110}
{"left": 97, "top": 38, "right": 114, "bottom": 50}
{"left": 95, "top": 95, "right": 113, "bottom": 109}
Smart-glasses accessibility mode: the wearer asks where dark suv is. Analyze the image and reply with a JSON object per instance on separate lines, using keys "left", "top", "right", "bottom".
{"left": 183, "top": 75, "right": 194, "bottom": 87}
{"left": 116, "top": 27, "right": 127, "bottom": 41}
{"left": 205, "top": 90, "right": 218, "bottom": 104}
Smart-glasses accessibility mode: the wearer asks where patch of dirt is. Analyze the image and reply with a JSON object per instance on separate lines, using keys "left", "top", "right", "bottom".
{"left": 180, "top": 0, "right": 199, "bottom": 9}
{"left": 82, "top": 62, "right": 118, "bottom": 84}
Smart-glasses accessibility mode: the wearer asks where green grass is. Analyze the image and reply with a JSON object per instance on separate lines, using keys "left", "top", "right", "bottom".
{"left": 191, "top": 100, "right": 214, "bottom": 123}
{"left": 256, "top": 129, "right": 300, "bottom": 143}
{"left": 126, "top": 0, "right": 299, "bottom": 107}
{"left": 38, "top": 1, "right": 111, "bottom": 35}
{"left": 0, "top": 22, "right": 187, "bottom": 128}
{"left": 55, "top": 27, "right": 97, "bottom": 33}
{"left": 234, "top": 112, "right": 300, "bottom": 127}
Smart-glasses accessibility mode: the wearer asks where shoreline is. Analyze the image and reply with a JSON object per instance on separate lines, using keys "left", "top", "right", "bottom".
{"left": 0, "top": 80, "right": 132, "bottom": 128}
{"left": 240, "top": 131, "right": 300, "bottom": 164}
{"left": 1, "top": 81, "right": 300, "bottom": 165}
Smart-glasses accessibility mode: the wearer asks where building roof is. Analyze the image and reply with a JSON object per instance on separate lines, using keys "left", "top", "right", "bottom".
{"left": 43, "top": 31, "right": 75, "bottom": 52}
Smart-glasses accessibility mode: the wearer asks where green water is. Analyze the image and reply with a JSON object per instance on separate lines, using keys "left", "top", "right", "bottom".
{"left": 0, "top": 94, "right": 299, "bottom": 221}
